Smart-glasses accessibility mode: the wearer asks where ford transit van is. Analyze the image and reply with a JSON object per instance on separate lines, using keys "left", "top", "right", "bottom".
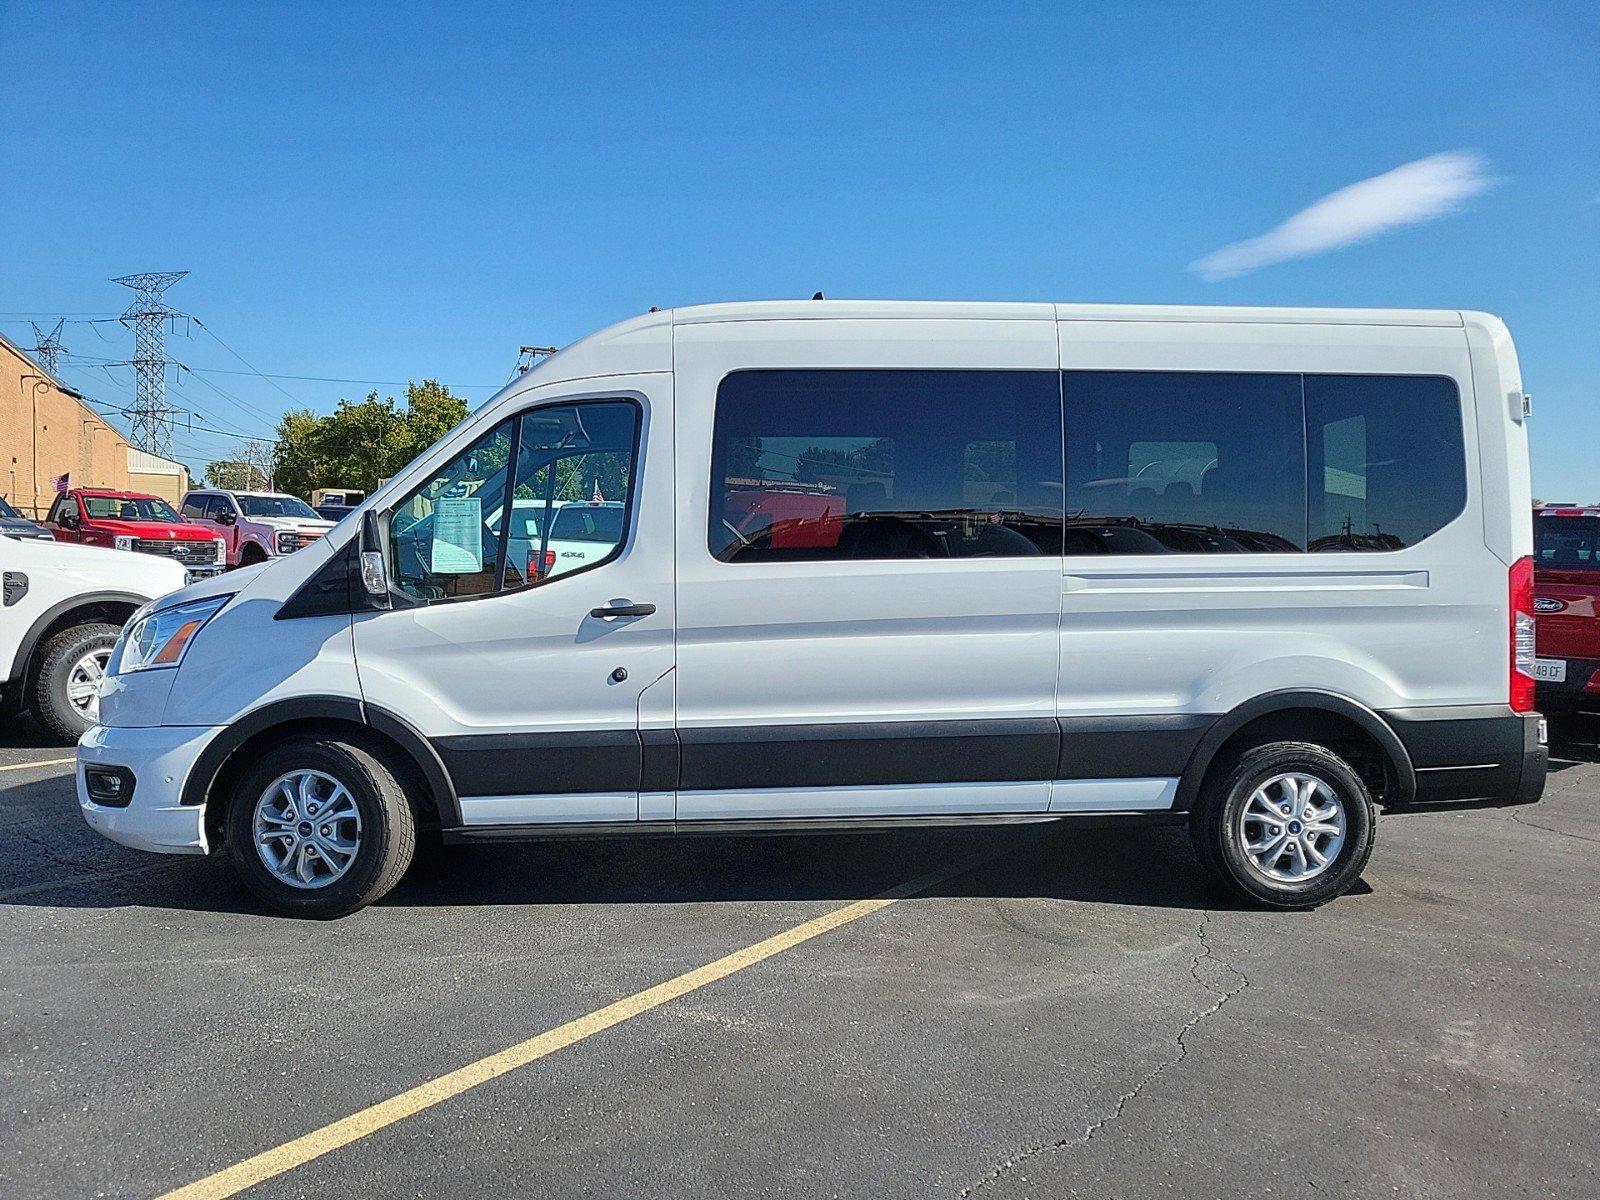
{"left": 76, "top": 302, "right": 1547, "bottom": 917}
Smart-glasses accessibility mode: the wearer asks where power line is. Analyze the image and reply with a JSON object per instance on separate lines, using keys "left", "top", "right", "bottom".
{"left": 5, "top": 321, "right": 500, "bottom": 391}
{"left": 173, "top": 366, "right": 284, "bottom": 430}
{"left": 194, "top": 319, "right": 313, "bottom": 407}
{"left": 176, "top": 364, "right": 502, "bottom": 389}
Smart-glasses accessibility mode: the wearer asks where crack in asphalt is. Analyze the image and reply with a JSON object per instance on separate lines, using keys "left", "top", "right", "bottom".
{"left": 1508, "top": 807, "right": 1600, "bottom": 844}
{"left": 961, "top": 911, "right": 1250, "bottom": 1196}
{"left": 6, "top": 824, "right": 97, "bottom": 872}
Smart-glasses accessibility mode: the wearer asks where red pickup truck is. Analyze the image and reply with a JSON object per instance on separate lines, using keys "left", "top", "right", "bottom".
{"left": 1532, "top": 504, "right": 1600, "bottom": 710}
{"left": 44, "top": 487, "right": 228, "bottom": 579}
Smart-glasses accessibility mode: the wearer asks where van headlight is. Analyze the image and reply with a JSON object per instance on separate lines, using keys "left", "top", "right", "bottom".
{"left": 116, "top": 595, "right": 232, "bottom": 674}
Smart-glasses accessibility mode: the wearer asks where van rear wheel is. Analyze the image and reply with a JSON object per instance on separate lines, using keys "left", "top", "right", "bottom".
{"left": 224, "top": 736, "right": 416, "bottom": 918}
{"left": 1191, "top": 740, "right": 1375, "bottom": 909}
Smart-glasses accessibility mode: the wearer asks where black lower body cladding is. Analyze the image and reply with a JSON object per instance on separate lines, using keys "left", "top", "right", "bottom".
{"left": 1385, "top": 705, "right": 1547, "bottom": 808}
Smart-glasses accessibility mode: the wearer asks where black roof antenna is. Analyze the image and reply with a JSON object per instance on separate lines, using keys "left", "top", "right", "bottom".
{"left": 812, "top": 291, "right": 825, "bottom": 300}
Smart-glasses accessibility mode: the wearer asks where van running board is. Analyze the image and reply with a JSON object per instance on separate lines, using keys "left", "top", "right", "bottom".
{"left": 442, "top": 811, "right": 1186, "bottom": 843}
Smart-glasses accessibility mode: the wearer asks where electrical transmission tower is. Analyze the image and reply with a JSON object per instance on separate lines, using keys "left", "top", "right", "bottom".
{"left": 112, "top": 270, "right": 189, "bottom": 457}
{"left": 29, "top": 320, "right": 66, "bottom": 374}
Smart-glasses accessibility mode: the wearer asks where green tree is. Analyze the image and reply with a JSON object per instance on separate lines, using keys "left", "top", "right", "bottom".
{"left": 402, "top": 379, "right": 470, "bottom": 462}
{"left": 205, "top": 459, "right": 268, "bottom": 490}
{"left": 272, "top": 381, "right": 471, "bottom": 498}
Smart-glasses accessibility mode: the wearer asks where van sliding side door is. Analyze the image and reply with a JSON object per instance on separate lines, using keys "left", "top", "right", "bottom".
{"left": 671, "top": 315, "right": 1064, "bottom": 820}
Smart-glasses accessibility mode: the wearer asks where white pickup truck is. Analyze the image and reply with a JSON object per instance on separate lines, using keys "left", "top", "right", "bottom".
{"left": 178, "top": 489, "right": 335, "bottom": 568}
{"left": 1, "top": 536, "right": 185, "bottom": 742}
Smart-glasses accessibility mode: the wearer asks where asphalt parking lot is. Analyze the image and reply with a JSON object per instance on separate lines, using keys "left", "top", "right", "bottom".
{"left": 2, "top": 716, "right": 1596, "bottom": 1200}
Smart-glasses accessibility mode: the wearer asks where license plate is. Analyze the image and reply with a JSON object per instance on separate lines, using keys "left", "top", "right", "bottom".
{"left": 1534, "top": 658, "right": 1567, "bottom": 682}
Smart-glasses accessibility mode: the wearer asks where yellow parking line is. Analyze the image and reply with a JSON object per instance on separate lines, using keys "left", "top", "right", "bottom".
{"left": 155, "top": 847, "right": 1000, "bottom": 1200}
{"left": 0, "top": 756, "right": 75, "bottom": 773}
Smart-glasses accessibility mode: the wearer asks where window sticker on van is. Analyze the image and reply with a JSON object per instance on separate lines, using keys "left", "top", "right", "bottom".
{"left": 431, "top": 497, "right": 484, "bottom": 574}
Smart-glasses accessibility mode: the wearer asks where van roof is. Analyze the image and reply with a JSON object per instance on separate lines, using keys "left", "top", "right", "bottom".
{"left": 518, "top": 299, "right": 1491, "bottom": 399}
{"left": 657, "top": 299, "right": 1469, "bottom": 328}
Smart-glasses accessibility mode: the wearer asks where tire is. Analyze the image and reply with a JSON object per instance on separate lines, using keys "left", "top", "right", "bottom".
{"left": 31, "top": 622, "right": 120, "bottom": 743}
{"left": 1190, "top": 740, "right": 1375, "bottom": 909}
{"left": 223, "top": 736, "right": 416, "bottom": 918}
{"left": 238, "top": 544, "right": 268, "bottom": 567}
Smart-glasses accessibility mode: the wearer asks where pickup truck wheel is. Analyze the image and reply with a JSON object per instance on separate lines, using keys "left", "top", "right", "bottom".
{"left": 238, "top": 544, "right": 267, "bottom": 567}
{"left": 224, "top": 736, "right": 416, "bottom": 918}
{"left": 1191, "top": 740, "right": 1375, "bottom": 909}
{"left": 31, "top": 622, "right": 119, "bottom": 743}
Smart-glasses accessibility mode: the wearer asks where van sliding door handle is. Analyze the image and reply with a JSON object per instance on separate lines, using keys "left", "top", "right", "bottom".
{"left": 590, "top": 602, "right": 656, "bottom": 619}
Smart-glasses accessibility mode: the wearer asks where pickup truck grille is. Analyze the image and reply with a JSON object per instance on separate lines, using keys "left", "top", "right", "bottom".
{"left": 134, "top": 538, "right": 222, "bottom": 566}
{"left": 276, "top": 530, "right": 324, "bottom": 553}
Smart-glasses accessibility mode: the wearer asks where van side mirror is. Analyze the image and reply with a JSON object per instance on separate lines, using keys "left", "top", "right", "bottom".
{"left": 359, "top": 510, "right": 392, "bottom": 608}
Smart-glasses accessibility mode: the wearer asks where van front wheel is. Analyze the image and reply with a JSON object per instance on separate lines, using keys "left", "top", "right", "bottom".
{"left": 1191, "top": 741, "right": 1375, "bottom": 909}
{"left": 224, "top": 736, "right": 416, "bottom": 918}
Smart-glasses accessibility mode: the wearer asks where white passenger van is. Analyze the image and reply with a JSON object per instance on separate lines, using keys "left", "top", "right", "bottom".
{"left": 77, "top": 302, "right": 1546, "bottom": 917}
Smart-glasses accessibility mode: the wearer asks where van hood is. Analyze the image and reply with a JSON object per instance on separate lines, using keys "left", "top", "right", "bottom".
{"left": 156, "top": 559, "right": 270, "bottom": 608}
{"left": 89, "top": 518, "right": 217, "bottom": 541}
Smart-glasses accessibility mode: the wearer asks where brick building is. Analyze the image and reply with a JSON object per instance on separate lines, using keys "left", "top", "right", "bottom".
{"left": 2, "top": 330, "right": 189, "bottom": 516}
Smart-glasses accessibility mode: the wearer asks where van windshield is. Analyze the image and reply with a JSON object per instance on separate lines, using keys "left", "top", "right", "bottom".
{"left": 0, "top": 497, "right": 20, "bottom": 519}
{"left": 1536, "top": 515, "right": 1600, "bottom": 569}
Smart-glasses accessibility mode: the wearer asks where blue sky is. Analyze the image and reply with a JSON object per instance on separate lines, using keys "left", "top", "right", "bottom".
{"left": 3, "top": 2, "right": 1597, "bottom": 497}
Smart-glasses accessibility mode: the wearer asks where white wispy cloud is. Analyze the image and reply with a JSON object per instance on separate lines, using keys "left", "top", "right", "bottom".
{"left": 1192, "top": 151, "right": 1498, "bottom": 281}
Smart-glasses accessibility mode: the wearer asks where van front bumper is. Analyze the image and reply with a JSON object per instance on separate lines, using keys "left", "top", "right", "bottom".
{"left": 76, "top": 723, "right": 225, "bottom": 855}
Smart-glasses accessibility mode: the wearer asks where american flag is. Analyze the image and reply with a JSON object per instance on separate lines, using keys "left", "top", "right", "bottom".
{"left": 591, "top": 479, "right": 604, "bottom": 503}
{"left": 53, "top": 472, "right": 69, "bottom": 495}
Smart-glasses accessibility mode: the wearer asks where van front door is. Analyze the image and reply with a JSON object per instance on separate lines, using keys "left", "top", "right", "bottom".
{"left": 351, "top": 376, "right": 674, "bottom": 829}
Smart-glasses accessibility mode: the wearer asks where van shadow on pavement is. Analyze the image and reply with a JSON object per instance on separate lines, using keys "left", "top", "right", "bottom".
{"left": 3, "top": 809, "right": 1275, "bottom": 918}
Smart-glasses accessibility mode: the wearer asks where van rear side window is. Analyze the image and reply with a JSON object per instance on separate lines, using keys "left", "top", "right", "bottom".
{"left": 1304, "top": 375, "right": 1466, "bottom": 551}
{"left": 1064, "top": 372, "right": 1306, "bottom": 551}
{"left": 1062, "top": 371, "right": 1466, "bottom": 554}
{"left": 709, "top": 370, "right": 1064, "bottom": 562}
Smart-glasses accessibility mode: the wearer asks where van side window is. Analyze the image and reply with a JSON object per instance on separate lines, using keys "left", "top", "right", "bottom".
{"left": 1062, "top": 371, "right": 1467, "bottom": 554}
{"left": 499, "top": 401, "right": 639, "bottom": 589}
{"left": 386, "top": 402, "right": 641, "bottom": 603}
{"left": 388, "top": 419, "right": 516, "bottom": 601}
{"left": 708, "top": 369, "right": 1064, "bottom": 562}
{"left": 1064, "top": 372, "right": 1306, "bottom": 553}
{"left": 1305, "top": 375, "right": 1465, "bottom": 550}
